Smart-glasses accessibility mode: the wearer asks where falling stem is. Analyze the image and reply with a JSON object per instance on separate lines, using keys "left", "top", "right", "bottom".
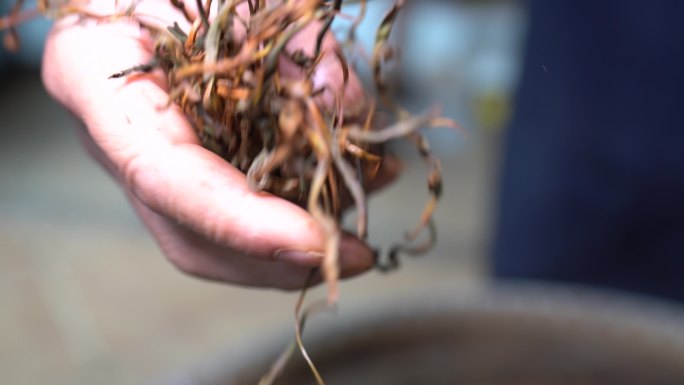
{"left": 313, "top": 0, "right": 341, "bottom": 59}
{"left": 204, "top": 0, "right": 214, "bottom": 18}
{"left": 259, "top": 269, "right": 326, "bottom": 385}
{"left": 294, "top": 268, "right": 327, "bottom": 385}
{"left": 196, "top": 0, "right": 209, "bottom": 31}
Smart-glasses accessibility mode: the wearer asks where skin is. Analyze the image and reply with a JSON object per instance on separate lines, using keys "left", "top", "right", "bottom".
{"left": 41, "top": 0, "right": 398, "bottom": 290}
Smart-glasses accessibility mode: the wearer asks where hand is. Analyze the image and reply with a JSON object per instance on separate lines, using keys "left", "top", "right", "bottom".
{"left": 42, "top": 1, "right": 398, "bottom": 289}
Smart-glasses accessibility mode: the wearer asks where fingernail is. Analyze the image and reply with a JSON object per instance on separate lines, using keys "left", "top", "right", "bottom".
{"left": 338, "top": 235, "right": 375, "bottom": 277}
{"left": 274, "top": 249, "right": 324, "bottom": 266}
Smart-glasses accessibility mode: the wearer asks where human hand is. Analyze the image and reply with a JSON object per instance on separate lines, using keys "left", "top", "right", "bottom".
{"left": 42, "top": 0, "right": 398, "bottom": 289}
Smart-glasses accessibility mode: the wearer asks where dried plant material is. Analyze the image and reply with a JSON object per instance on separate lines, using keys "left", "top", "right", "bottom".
{"left": 2, "top": 0, "right": 460, "bottom": 382}
{"left": 259, "top": 268, "right": 328, "bottom": 385}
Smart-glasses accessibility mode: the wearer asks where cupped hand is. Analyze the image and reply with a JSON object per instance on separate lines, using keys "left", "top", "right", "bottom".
{"left": 42, "top": 0, "right": 398, "bottom": 289}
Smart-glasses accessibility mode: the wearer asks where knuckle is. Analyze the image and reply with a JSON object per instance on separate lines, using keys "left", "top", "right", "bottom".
{"left": 119, "top": 152, "right": 157, "bottom": 207}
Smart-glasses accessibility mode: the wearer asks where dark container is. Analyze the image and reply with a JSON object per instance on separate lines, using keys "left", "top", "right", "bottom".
{"left": 173, "top": 284, "right": 684, "bottom": 385}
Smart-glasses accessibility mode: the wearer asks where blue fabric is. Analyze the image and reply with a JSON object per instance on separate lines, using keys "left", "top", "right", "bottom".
{"left": 492, "top": 1, "right": 684, "bottom": 301}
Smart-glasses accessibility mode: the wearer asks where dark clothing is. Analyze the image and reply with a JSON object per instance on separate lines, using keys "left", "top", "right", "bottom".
{"left": 492, "top": 1, "right": 684, "bottom": 301}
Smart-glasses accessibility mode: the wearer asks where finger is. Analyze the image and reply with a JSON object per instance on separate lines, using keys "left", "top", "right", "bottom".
{"left": 128, "top": 190, "right": 372, "bottom": 289}
{"left": 365, "top": 154, "right": 402, "bottom": 193}
{"left": 129, "top": 191, "right": 316, "bottom": 289}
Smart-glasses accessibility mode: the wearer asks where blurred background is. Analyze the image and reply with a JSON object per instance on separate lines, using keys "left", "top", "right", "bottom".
{"left": 2, "top": 1, "right": 684, "bottom": 384}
